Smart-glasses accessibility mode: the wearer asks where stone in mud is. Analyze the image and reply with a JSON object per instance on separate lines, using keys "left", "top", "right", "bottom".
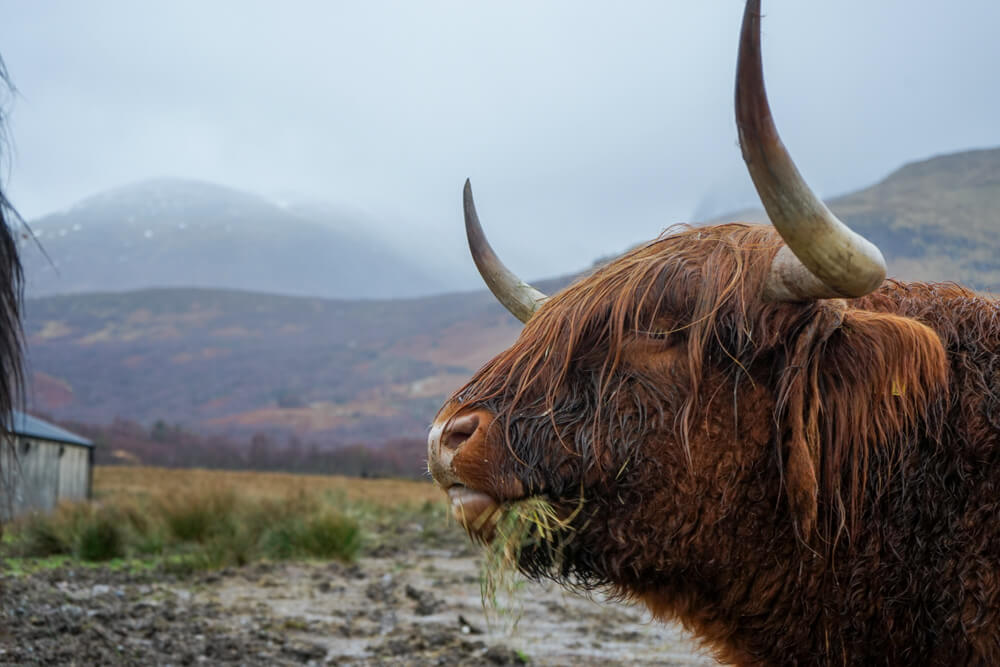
{"left": 280, "top": 640, "right": 328, "bottom": 661}
{"left": 404, "top": 584, "right": 443, "bottom": 616}
{"left": 484, "top": 644, "right": 530, "bottom": 665}
{"left": 364, "top": 573, "right": 397, "bottom": 603}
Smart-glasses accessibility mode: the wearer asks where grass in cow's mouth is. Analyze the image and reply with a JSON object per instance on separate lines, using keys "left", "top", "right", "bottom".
{"left": 480, "top": 495, "right": 582, "bottom": 624}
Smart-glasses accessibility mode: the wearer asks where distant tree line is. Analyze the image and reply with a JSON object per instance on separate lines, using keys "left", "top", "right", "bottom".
{"left": 48, "top": 416, "right": 428, "bottom": 480}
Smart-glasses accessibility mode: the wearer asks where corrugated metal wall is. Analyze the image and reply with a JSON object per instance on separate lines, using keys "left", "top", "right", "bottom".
{"left": 57, "top": 446, "right": 90, "bottom": 501}
{"left": 0, "top": 437, "right": 91, "bottom": 518}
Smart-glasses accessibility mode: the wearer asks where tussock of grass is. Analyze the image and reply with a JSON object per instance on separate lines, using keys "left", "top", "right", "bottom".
{"left": 297, "top": 513, "right": 362, "bottom": 559}
{"left": 76, "top": 509, "right": 125, "bottom": 561}
{"left": 17, "top": 511, "right": 71, "bottom": 557}
{"left": 16, "top": 503, "right": 127, "bottom": 561}
{"left": 158, "top": 489, "right": 238, "bottom": 543}
{"left": 6, "top": 486, "right": 363, "bottom": 571}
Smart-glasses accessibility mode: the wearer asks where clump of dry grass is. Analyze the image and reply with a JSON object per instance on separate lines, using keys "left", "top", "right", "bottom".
{"left": 479, "top": 495, "right": 583, "bottom": 623}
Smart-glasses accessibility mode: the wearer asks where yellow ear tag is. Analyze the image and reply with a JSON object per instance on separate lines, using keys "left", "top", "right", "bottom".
{"left": 891, "top": 378, "right": 906, "bottom": 397}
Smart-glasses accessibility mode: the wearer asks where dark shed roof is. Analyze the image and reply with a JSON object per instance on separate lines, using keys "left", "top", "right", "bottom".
{"left": 9, "top": 411, "right": 93, "bottom": 448}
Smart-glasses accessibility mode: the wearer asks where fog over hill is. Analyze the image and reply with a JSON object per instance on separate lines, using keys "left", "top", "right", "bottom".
{"left": 22, "top": 146, "right": 1000, "bottom": 448}
{"left": 20, "top": 179, "right": 453, "bottom": 299}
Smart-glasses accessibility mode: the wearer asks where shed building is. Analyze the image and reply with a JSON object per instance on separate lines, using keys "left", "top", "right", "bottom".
{"left": 1, "top": 411, "right": 93, "bottom": 518}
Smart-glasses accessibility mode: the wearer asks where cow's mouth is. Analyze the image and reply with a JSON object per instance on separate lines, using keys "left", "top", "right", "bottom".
{"left": 447, "top": 485, "right": 503, "bottom": 542}
{"left": 448, "top": 484, "right": 579, "bottom": 549}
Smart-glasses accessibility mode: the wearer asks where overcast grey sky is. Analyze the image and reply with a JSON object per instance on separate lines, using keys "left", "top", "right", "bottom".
{"left": 1, "top": 1, "right": 998, "bottom": 288}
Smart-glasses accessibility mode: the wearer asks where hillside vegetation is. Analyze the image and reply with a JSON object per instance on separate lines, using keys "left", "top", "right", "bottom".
{"left": 24, "top": 147, "right": 1000, "bottom": 452}
{"left": 722, "top": 147, "right": 1000, "bottom": 289}
{"left": 25, "top": 286, "right": 531, "bottom": 444}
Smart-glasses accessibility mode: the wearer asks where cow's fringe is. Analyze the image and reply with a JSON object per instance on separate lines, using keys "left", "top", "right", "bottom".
{"left": 455, "top": 224, "right": 951, "bottom": 547}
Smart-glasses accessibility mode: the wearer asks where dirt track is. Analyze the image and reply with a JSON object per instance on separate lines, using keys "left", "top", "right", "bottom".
{"left": 1, "top": 538, "right": 711, "bottom": 665}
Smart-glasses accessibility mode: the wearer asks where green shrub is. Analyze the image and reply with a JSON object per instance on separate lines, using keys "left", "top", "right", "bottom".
{"left": 259, "top": 522, "right": 299, "bottom": 560}
{"left": 258, "top": 512, "right": 360, "bottom": 561}
{"left": 159, "top": 490, "right": 236, "bottom": 543}
{"left": 76, "top": 509, "right": 124, "bottom": 561}
{"left": 16, "top": 513, "right": 72, "bottom": 557}
{"left": 6, "top": 484, "right": 364, "bottom": 572}
{"left": 298, "top": 513, "right": 361, "bottom": 560}
{"left": 202, "top": 523, "right": 259, "bottom": 568}
{"left": 133, "top": 529, "right": 165, "bottom": 556}
{"left": 15, "top": 503, "right": 128, "bottom": 562}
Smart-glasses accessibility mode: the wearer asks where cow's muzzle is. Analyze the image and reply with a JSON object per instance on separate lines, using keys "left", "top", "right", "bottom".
{"left": 427, "top": 406, "right": 507, "bottom": 539}
{"left": 428, "top": 408, "right": 493, "bottom": 486}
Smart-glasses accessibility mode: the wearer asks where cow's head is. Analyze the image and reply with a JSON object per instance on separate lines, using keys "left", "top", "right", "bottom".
{"left": 427, "top": 0, "right": 946, "bottom": 591}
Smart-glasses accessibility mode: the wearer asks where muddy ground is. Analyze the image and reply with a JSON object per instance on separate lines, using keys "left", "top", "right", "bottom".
{"left": 1, "top": 520, "right": 712, "bottom": 666}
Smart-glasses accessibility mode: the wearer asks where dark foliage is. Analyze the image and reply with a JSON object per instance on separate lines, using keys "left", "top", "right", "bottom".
{"left": 54, "top": 416, "right": 428, "bottom": 480}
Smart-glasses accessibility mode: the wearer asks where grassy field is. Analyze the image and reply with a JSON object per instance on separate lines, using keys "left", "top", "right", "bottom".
{"left": 94, "top": 465, "right": 443, "bottom": 506}
{"left": 2, "top": 465, "right": 451, "bottom": 573}
{"left": 0, "top": 466, "right": 709, "bottom": 665}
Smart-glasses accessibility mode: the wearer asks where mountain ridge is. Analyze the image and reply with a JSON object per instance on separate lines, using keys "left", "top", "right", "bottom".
{"left": 21, "top": 178, "right": 451, "bottom": 300}
{"left": 713, "top": 146, "right": 1000, "bottom": 290}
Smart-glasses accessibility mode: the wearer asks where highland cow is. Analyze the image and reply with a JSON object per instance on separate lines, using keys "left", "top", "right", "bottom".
{"left": 427, "top": 1, "right": 1000, "bottom": 664}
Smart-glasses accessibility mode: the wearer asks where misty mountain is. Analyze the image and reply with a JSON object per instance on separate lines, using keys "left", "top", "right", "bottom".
{"left": 22, "top": 146, "right": 1000, "bottom": 448}
{"left": 20, "top": 179, "right": 451, "bottom": 299}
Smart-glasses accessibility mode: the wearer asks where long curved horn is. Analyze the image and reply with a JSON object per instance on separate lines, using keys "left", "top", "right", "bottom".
{"left": 736, "top": 0, "right": 887, "bottom": 301}
{"left": 463, "top": 180, "right": 548, "bottom": 323}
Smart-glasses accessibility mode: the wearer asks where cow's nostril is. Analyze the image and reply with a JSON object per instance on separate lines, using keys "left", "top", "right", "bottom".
{"left": 444, "top": 414, "right": 480, "bottom": 451}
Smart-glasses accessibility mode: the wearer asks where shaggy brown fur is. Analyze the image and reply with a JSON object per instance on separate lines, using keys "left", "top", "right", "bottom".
{"left": 443, "top": 223, "right": 999, "bottom": 664}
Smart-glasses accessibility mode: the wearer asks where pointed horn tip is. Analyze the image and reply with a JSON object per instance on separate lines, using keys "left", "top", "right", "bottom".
{"left": 738, "top": 0, "right": 763, "bottom": 41}
{"left": 456, "top": 180, "right": 548, "bottom": 322}
{"left": 735, "top": 0, "right": 766, "bottom": 106}
{"left": 463, "top": 180, "right": 476, "bottom": 211}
